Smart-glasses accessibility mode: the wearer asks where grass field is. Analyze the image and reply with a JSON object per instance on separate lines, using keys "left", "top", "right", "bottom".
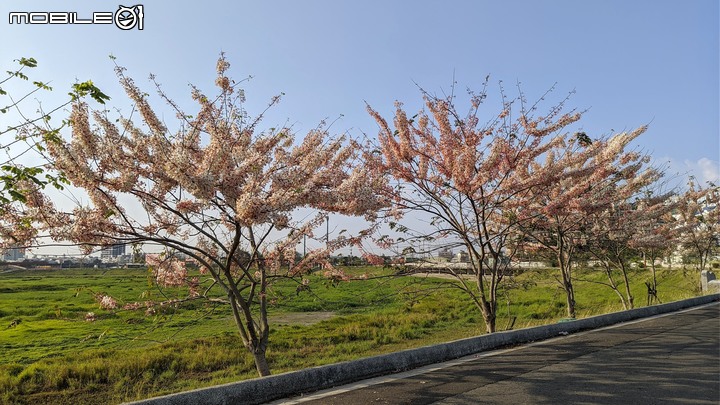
{"left": 0, "top": 265, "right": 703, "bottom": 404}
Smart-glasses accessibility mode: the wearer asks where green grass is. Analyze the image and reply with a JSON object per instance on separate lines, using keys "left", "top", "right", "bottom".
{"left": 0, "top": 265, "right": 703, "bottom": 404}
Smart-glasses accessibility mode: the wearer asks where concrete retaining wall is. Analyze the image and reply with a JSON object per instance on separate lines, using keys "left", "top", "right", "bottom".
{"left": 126, "top": 294, "right": 720, "bottom": 405}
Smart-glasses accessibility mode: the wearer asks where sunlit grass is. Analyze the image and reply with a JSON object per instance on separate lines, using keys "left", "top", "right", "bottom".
{"left": 0, "top": 265, "right": 702, "bottom": 404}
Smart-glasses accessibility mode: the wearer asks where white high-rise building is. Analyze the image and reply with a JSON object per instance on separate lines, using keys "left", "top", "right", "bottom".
{"left": 3, "top": 247, "right": 26, "bottom": 262}
{"left": 100, "top": 244, "right": 126, "bottom": 261}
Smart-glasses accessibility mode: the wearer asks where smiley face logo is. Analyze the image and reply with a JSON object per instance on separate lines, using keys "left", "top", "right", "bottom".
{"left": 114, "top": 5, "right": 144, "bottom": 30}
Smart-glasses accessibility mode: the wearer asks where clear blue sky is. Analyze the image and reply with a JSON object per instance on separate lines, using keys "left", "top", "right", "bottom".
{"left": 1, "top": 0, "right": 718, "bottom": 255}
{"left": 2, "top": 0, "right": 718, "bottom": 181}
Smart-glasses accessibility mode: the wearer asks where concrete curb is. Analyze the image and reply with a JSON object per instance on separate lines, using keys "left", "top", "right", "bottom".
{"left": 126, "top": 294, "right": 720, "bottom": 405}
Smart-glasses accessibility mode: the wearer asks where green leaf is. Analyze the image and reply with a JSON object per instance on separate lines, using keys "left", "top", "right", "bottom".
{"left": 70, "top": 81, "right": 111, "bottom": 104}
{"left": 33, "top": 81, "right": 52, "bottom": 91}
{"left": 17, "top": 57, "right": 38, "bottom": 68}
{"left": 8, "top": 190, "right": 26, "bottom": 203}
{"left": 575, "top": 132, "right": 592, "bottom": 146}
{"left": 29, "top": 176, "right": 45, "bottom": 186}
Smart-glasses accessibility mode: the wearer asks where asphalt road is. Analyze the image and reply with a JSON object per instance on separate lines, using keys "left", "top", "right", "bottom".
{"left": 272, "top": 302, "right": 720, "bottom": 405}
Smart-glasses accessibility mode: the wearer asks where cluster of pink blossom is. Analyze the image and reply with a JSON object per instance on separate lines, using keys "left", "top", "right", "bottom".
{"left": 120, "top": 299, "right": 157, "bottom": 316}
{"left": 323, "top": 269, "right": 349, "bottom": 283}
{"left": 122, "top": 302, "right": 143, "bottom": 311}
{"left": 146, "top": 254, "right": 188, "bottom": 288}
{"left": 0, "top": 205, "right": 37, "bottom": 250}
{"left": 362, "top": 254, "right": 385, "bottom": 266}
{"left": 188, "top": 277, "right": 201, "bottom": 298}
{"left": 0, "top": 179, "right": 70, "bottom": 250}
{"left": 96, "top": 294, "right": 117, "bottom": 310}
{"left": 175, "top": 200, "right": 202, "bottom": 214}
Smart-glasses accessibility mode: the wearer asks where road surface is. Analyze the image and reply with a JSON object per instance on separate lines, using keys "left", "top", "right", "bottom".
{"left": 272, "top": 302, "right": 720, "bottom": 405}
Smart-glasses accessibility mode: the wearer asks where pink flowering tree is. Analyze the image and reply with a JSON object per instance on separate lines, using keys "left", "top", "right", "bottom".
{"left": 629, "top": 189, "right": 683, "bottom": 304}
{"left": 1, "top": 57, "right": 107, "bottom": 251}
{"left": 1, "top": 57, "right": 60, "bottom": 209}
{"left": 517, "top": 127, "right": 655, "bottom": 318}
{"left": 36, "top": 55, "right": 387, "bottom": 376}
{"left": 676, "top": 181, "right": 720, "bottom": 271}
{"left": 367, "top": 83, "right": 592, "bottom": 333}
{"left": 585, "top": 201, "right": 639, "bottom": 310}
{"left": 585, "top": 180, "right": 671, "bottom": 310}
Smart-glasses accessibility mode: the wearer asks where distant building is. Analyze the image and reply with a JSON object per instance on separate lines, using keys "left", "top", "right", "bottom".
{"left": 453, "top": 251, "right": 470, "bottom": 263}
{"left": 101, "top": 244, "right": 126, "bottom": 261}
{"left": 3, "top": 247, "right": 26, "bottom": 262}
{"left": 438, "top": 248, "right": 454, "bottom": 261}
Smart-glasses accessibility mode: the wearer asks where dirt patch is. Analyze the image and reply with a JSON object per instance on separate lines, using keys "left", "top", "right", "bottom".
{"left": 270, "top": 311, "right": 335, "bottom": 326}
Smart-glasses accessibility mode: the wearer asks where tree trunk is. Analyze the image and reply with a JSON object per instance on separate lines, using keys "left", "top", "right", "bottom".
{"left": 480, "top": 298, "right": 497, "bottom": 333}
{"left": 602, "top": 264, "right": 628, "bottom": 310}
{"left": 619, "top": 262, "right": 634, "bottom": 309}
{"left": 651, "top": 263, "right": 658, "bottom": 293}
{"left": 558, "top": 250, "right": 576, "bottom": 318}
{"left": 473, "top": 273, "right": 497, "bottom": 333}
{"left": 227, "top": 292, "right": 272, "bottom": 377}
{"left": 252, "top": 349, "right": 271, "bottom": 377}
{"left": 242, "top": 325, "right": 271, "bottom": 377}
{"left": 564, "top": 280, "right": 576, "bottom": 318}
{"left": 472, "top": 253, "right": 498, "bottom": 334}
{"left": 648, "top": 251, "right": 661, "bottom": 305}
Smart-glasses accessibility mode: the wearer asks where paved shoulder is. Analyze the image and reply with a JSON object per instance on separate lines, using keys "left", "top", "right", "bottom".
{"left": 278, "top": 303, "right": 720, "bottom": 405}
